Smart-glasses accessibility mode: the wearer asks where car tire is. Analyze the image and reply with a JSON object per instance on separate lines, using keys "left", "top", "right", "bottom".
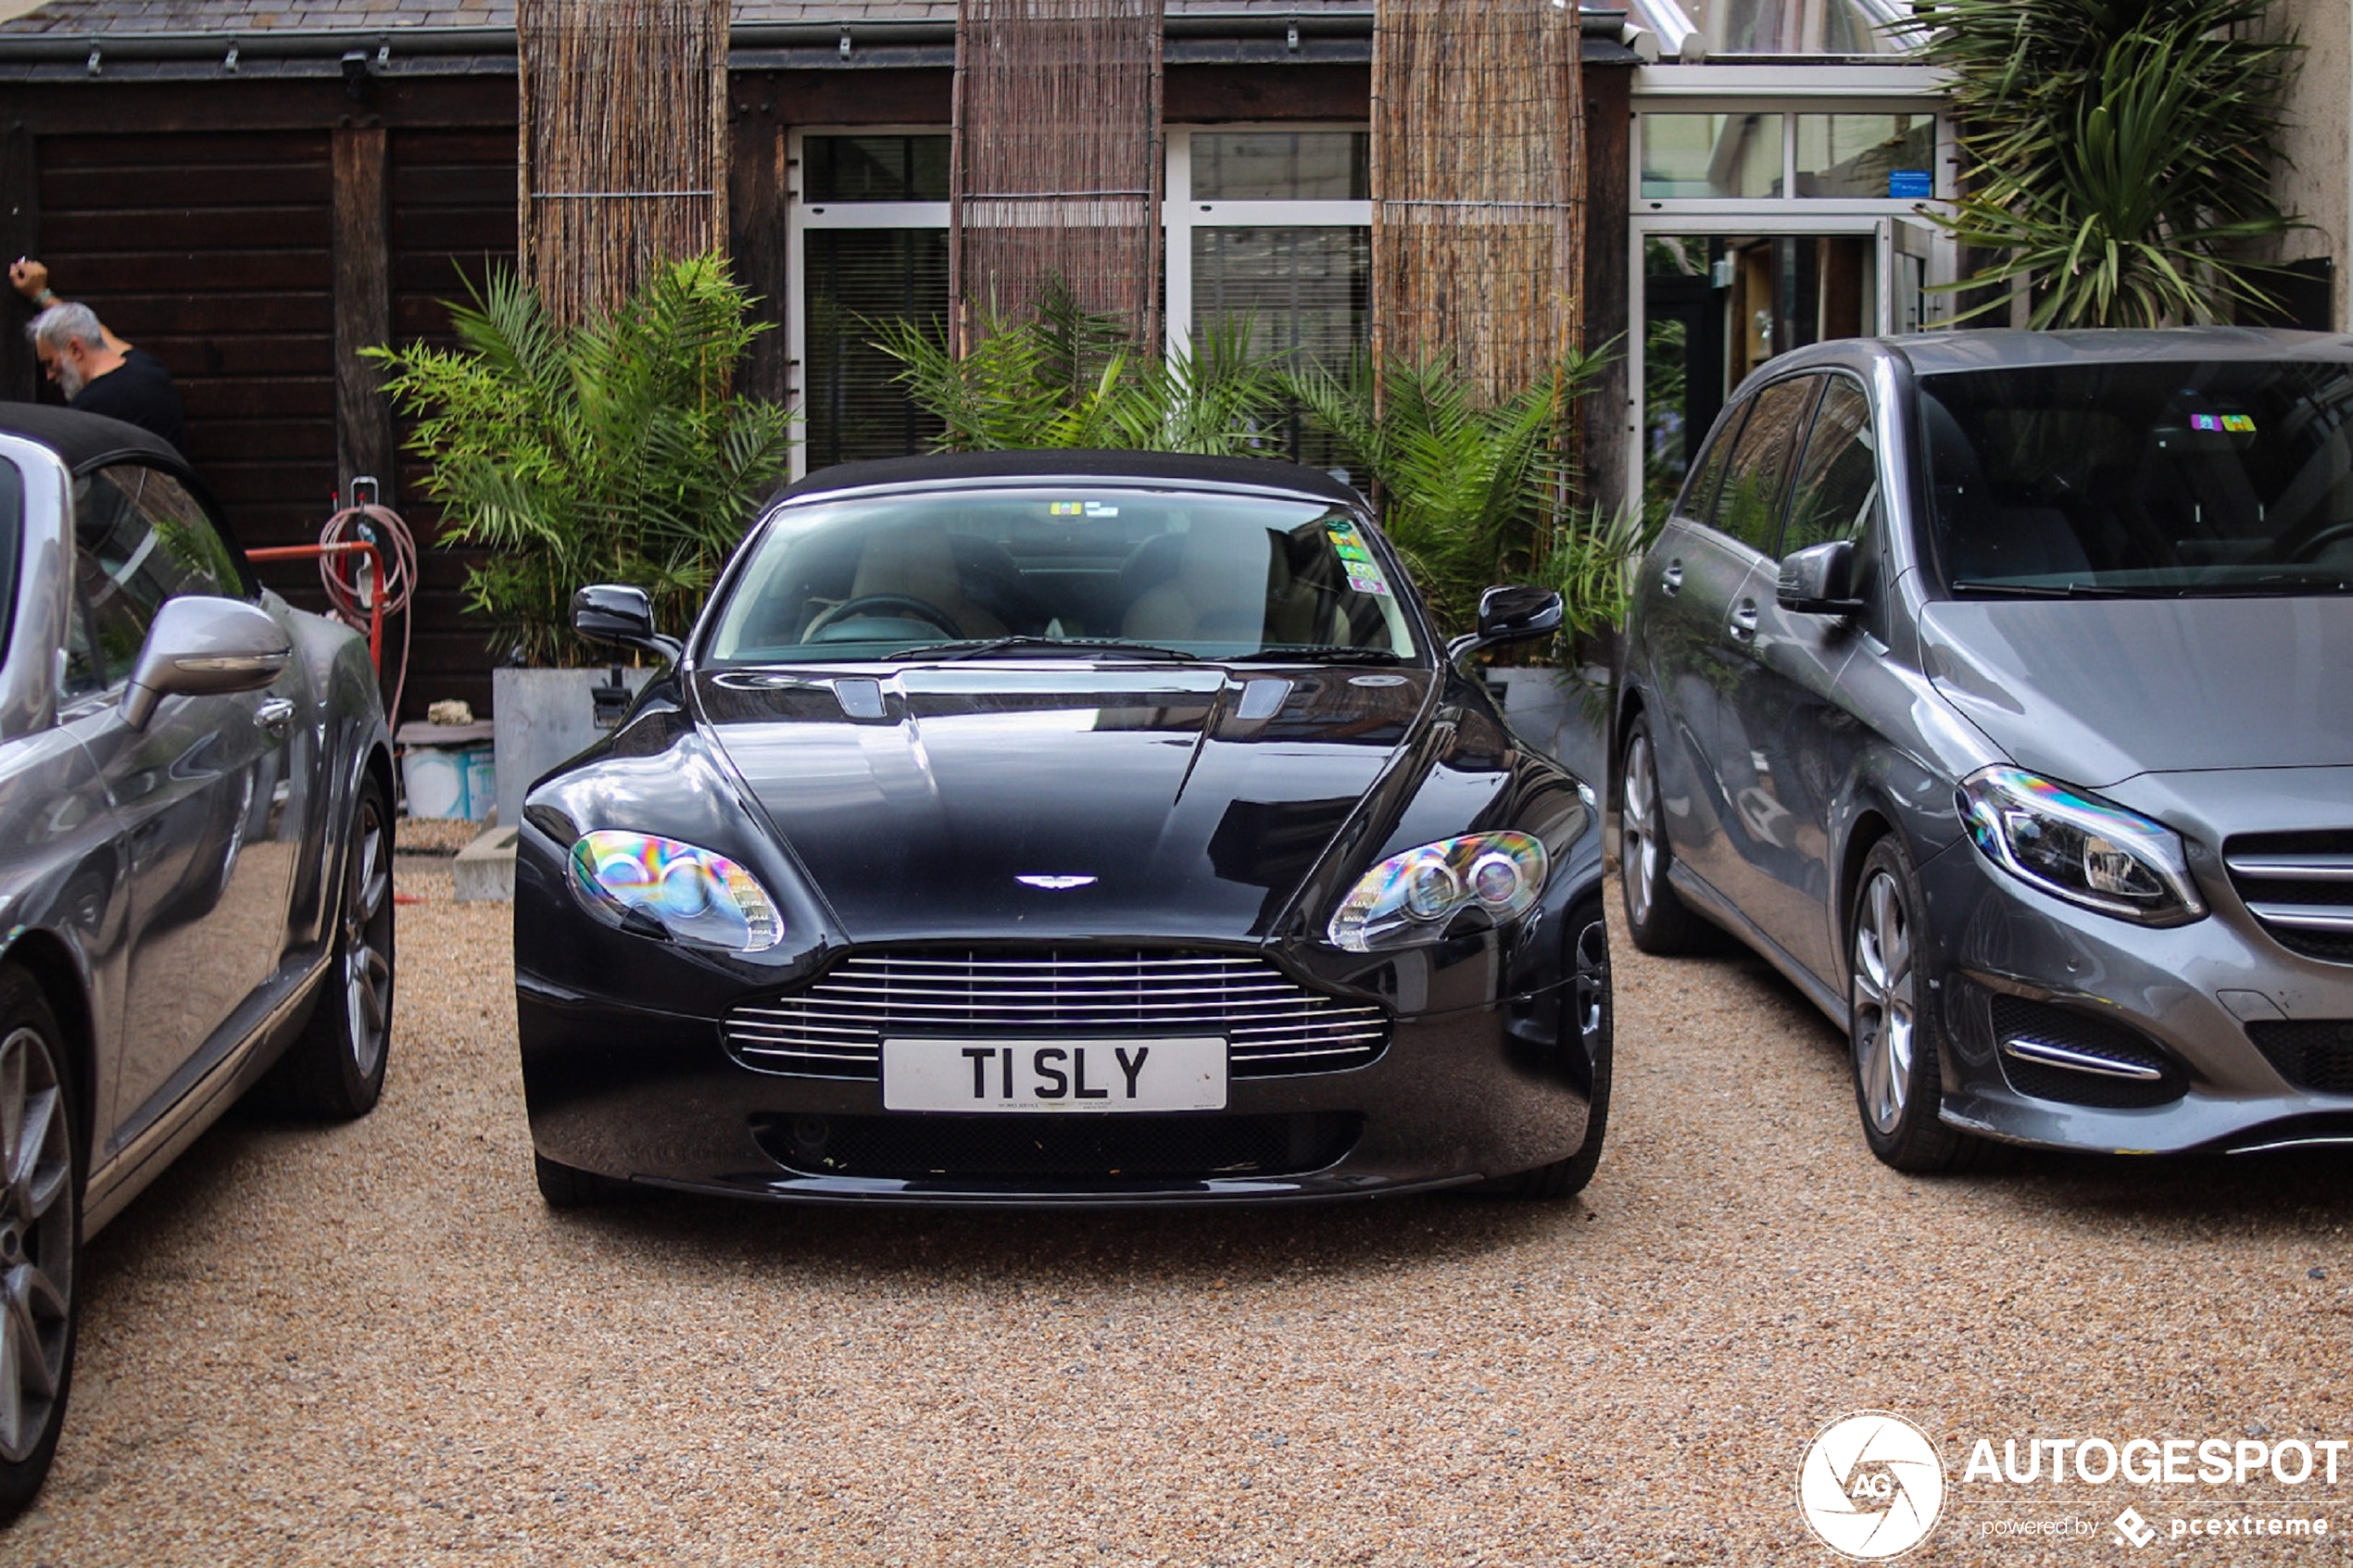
{"left": 0, "top": 966, "right": 82, "bottom": 1524}
{"left": 1849, "top": 836, "right": 1983, "bottom": 1173}
{"left": 533, "top": 1151, "right": 628, "bottom": 1209}
{"left": 268, "top": 777, "right": 395, "bottom": 1120}
{"left": 1484, "top": 897, "right": 1613, "bottom": 1199}
{"left": 1618, "top": 716, "right": 1707, "bottom": 955}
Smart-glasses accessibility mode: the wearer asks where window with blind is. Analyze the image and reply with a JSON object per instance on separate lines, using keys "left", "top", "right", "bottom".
{"left": 791, "top": 128, "right": 1373, "bottom": 477}
{"left": 1179, "top": 131, "right": 1372, "bottom": 470}
{"left": 799, "top": 134, "right": 952, "bottom": 471}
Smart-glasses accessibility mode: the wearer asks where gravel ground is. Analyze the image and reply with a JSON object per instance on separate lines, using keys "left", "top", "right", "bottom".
{"left": 9, "top": 862, "right": 2353, "bottom": 1566}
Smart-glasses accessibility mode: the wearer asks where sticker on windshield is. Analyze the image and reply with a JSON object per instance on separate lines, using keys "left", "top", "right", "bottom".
{"left": 2191, "top": 413, "right": 2257, "bottom": 433}
{"left": 1049, "top": 501, "right": 1123, "bottom": 518}
{"left": 1346, "top": 568, "right": 1392, "bottom": 597}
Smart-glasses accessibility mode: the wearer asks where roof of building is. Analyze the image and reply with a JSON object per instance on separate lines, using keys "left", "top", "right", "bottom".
{"left": 1, "top": 1, "right": 1366, "bottom": 38}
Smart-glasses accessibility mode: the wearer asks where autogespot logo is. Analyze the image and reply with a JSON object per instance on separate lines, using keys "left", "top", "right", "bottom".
{"left": 1798, "top": 1411, "right": 1948, "bottom": 1560}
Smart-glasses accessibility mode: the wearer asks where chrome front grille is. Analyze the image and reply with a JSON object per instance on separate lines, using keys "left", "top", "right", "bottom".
{"left": 724, "top": 949, "right": 1390, "bottom": 1081}
{"left": 2225, "top": 834, "right": 2353, "bottom": 963}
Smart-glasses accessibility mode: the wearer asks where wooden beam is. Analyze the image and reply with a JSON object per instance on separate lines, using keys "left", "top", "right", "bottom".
{"left": 728, "top": 110, "right": 790, "bottom": 407}
{"left": 0, "top": 120, "right": 36, "bottom": 402}
{"left": 2, "top": 77, "right": 515, "bottom": 136}
{"left": 1581, "top": 61, "right": 1633, "bottom": 514}
{"left": 332, "top": 123, "right": 395, "bottom": 503}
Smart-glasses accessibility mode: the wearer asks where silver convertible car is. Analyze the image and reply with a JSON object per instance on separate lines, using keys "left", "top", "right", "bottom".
{"left": 0, "top": 405, "right": 395, "bottom": 1516}
{"left": 1617, "top": 329, "right": 2353, "bottom": 1170}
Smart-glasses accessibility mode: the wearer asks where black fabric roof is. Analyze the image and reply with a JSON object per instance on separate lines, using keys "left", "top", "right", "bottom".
{"left": 0, "top": 400, "right": 187, "bottom": 475}
{"left": 774, "top": 449, "right": 1365, "bottom": 508}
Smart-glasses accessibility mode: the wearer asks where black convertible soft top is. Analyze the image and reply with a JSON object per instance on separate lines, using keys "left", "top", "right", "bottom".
{"left": 773, "top": 449, "right": 1365, "bottom": 511}
{"left": 0, "top": 400, "right": 187, "bottom": 475}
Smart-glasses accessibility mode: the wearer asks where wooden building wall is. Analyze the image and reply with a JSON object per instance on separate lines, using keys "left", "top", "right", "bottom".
{"left": 2, "top": 79, "right": 519, "bottom": 723}
{"left": 3, "top": 51, "right": 1632, "bottom": 733}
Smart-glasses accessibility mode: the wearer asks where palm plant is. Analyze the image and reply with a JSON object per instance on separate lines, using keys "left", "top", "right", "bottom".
{"left": 1288, "top": 350, "right": 1632, "bottom": 640}
{"left": 368, "top": 254, "right": 797, "bottom": 665}
{"left": 1922, "top": 0, "right": 2303, "bottom": 327}
{"left": 870, "top": 281, "right": 1292, "bottom": 456}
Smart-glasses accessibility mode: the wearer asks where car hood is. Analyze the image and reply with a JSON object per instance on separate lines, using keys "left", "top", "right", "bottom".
{"left": 690, "top": 665, "right": 1433, "bottom": 941}
{"left": 1919, "top": 596, "right": 2353, "bottom": 787}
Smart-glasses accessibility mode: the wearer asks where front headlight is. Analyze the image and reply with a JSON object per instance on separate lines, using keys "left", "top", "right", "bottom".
{"left": 569, "top": 830, "right": 786, "bottom": 951}
{"left": 1327, "top": 831, "right": 1548, "bottom": 953}
{"left": 1957, "top": 767, "right": 2204, "bottom": 925}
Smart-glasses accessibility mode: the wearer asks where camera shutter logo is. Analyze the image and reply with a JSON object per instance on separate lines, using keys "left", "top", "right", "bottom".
{"left": 1796, "top": 1411, "right": 1946, "bottom": 1560}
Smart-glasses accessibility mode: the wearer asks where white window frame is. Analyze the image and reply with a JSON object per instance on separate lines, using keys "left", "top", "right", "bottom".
{"left": 1164, "top": 123, "right": 1372, "bottom": 364}
{"left": 1634, "top": 98, "right": 1955, "bottom": 217}
{"left": 1625, "top": 90, "right": 1953, "bottom": 502}
{"left": 785, "top": 124, "right": 1371, "bottom": 477}
{"left": 786, "top": 126, "right": 953, "bottom": 480}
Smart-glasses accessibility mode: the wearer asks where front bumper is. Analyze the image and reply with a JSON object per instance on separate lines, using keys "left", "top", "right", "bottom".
{"left": 1919, "top": 837, "right": 2353, "bottom": 1155}
{"left": 518, "top": 971, "right": 1597, "bottom": 1206}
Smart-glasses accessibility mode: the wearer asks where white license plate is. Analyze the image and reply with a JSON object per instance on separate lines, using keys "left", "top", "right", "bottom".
{"left": 881, "top": 1037, "right": 1227, "bottom": 1113}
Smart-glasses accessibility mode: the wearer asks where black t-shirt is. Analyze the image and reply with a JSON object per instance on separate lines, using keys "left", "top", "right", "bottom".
{"left": 70, "top": 348, "right": 188, "bottom": 453}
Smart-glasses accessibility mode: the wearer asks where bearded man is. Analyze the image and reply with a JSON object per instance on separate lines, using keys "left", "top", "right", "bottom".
{"left": 25, "top": 299, "right": 188, "bottom": 452}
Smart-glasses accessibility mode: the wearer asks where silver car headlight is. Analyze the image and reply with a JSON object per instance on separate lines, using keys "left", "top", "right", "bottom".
{"left": 569, "top": 829, "right": 786, "bottom": 951}
{"left": 1957, "top": 767, "right": 2204, "bottom": 925}
{"left": 1327, "top": 831, "right": 1548, "bottom": 953}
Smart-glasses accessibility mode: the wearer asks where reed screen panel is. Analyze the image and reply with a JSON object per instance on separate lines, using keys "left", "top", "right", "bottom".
{"left": 951, "top": 0, "right": 1165, "bottom": 345}
{"left": 1372, "top": 0, "right": 1586, "bottom": 399}
{"left": 519, "top": 0, "right": 729, "bottom": 326}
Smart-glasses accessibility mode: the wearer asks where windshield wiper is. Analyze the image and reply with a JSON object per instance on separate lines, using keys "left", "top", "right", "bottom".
{"left": 1949, "top": 580, "right": 2158, "bottom": 599}
{"left": 894, "top": 636, "right": 1202, "bottom": 663}
{"left": 1242, "top": 648, "right": 1402, "bottom": 667}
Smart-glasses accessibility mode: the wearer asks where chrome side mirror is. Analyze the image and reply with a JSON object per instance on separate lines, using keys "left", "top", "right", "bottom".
{"left": 1447, "top": 585, "right": 1567, "bottom": 662}
{"left": 1776, "top": 539, "right": 1868, "bottom": 618}
{"left": 573, "top": 583, "right": 683, "bottom": 664}
{"left": 121, "top": 596, "right": 293, "bottom": 731}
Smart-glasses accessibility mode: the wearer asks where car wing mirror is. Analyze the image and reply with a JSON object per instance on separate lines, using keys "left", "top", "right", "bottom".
{"left": 573, "top": 583, "right": 684, "bottom": 664}
{"left": 1776, "top": 540, "right": 1868, "bottom": 618}
{"left": 1447, "top": 585, "right": 1566, "bottom": 662}
{"left": 121, "top": 596, "right": 294, "bottom": 731}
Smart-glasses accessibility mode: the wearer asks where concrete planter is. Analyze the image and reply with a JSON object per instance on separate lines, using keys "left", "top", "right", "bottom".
{"left": 491, "top": 664, "right": 659, "bottom": 830}
{"left": 1484, "top": 664, "right": 1614, "bottom": 791}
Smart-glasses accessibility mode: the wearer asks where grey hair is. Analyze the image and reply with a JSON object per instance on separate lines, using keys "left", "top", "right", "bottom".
{"left": 26, "top": 301, "right": 105, "bottom": 351}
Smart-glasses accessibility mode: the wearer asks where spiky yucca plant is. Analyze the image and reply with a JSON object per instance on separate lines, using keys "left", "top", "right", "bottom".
{"left": 368, "top": 254, "right": 797, "bottom": 665}
{"left": 871, "top": 282, "right": 1291, "bottom": 456}
{"left": 1923, "top": 0, "right": 2303, "bottom": 327}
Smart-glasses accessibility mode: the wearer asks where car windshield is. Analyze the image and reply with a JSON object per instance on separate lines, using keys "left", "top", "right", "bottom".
{"left": 703, "top": 485, "right": 1421, "bottom": 664}
{"left": 1919, "top": 359, "right": 2353, "bottom": 598}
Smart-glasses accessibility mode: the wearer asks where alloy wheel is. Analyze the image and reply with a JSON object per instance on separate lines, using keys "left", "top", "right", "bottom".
{"left": 343, "top": 795, "right": 394, "bottom": 1080}
{"left": 1622, "top": 732, "right": 1662, "bottom": 927}
{"left": 0, "top": 1025, "right": 71, "bottom": 1466}
{"left": 1852, "top": 870, "right": 1917, "bottom": 1136}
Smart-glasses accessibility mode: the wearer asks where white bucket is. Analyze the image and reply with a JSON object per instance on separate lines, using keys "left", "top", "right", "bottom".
{"left": 402, "top": 747, "right": 468, "bottom": 819}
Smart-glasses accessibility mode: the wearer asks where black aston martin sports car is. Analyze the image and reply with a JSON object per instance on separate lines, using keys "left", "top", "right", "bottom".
{"left": 514, "top": 452, "right": 1610, "bottom": 1206}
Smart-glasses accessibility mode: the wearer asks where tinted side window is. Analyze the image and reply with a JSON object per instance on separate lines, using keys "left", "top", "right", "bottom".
{"left": 1714, "top": 376, "right": 1819, "bottom": 556}
{"left": 68, "top": 464, "right": 244, "bottom": 693}
{"left": 0, "top": 458, "right": 19, "bottom": 669}
{"left": 1680, "top": 400, "right": 1750, "bottom": 524}
{"left": 1784, "top": 378, "right": 1880, "bottom": 555}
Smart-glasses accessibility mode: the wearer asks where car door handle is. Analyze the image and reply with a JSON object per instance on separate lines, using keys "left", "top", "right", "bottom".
{"left": 1661, "top": 561, "right": 1684, "bottom": 596}
{"left": 1728, "top": 601, "right": 1759, "bottom": 641}
{"left": 257, "top": 696, "right": 296, "bottom": 739}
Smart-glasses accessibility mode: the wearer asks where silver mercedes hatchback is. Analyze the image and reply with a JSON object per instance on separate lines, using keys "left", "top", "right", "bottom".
{"left": 1617, "top": 328, "right": 2353, "bottom": 1170}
